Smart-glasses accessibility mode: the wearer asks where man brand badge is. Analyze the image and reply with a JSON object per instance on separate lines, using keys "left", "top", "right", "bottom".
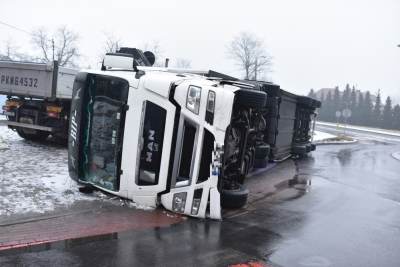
{"left": 146, "top": 129, "right": 158, "bottom": 163}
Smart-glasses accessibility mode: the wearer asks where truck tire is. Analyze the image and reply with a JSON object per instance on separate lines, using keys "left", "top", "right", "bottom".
{"left": 235, "top": 89, "right": 267, "bottom": 109}
{"left": 221, "top": 184, "right": 249, "bottom": 209}
{"left": 254, "top": 158, "right": 268, "bottom": 168}
{"left": 17, "top": 129, "right": 49, "bottom": 142}
{"left": 253, "top": 144, "right": 269, "bottom": 168}
{"left": 255, "top": 144, "right": 270, "bottom": 159}
{"left": 17, "top": 117, "right": 49, "bottom": 142}
{"left": 292, "top": 145, "right": 307, "bottom": 156}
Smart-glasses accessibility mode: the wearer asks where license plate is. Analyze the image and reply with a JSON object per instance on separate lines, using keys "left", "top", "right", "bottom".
{"left": 2, "top": 111, "right": 15, "bottom": 117}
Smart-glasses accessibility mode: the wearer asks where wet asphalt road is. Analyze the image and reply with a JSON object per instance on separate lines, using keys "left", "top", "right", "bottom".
{"left": 1, "top": 126, "right": 400, "bottom": 267}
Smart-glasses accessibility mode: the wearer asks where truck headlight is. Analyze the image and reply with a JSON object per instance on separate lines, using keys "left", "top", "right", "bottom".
{"left": 172, "top": 192, "right": 187, "bottom": 213}
{"left": 206, "top": 91, "right": 215, "bottom": 113}
{"left": 191, "top": 199, "right": 201, "bottom": 215}
{"left": 205, "top": 90, "right": 215, "bottom": 124}
{"left": 186, "top": 85, "right": 201, "bottom": 114}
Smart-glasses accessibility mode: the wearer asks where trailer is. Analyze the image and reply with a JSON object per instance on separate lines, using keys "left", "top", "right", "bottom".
{"left": 0, "top": 60, "right": 78, "bottom": 141}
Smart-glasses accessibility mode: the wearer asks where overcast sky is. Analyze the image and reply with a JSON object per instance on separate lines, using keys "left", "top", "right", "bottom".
{"left": 1, "top": 0, "right": 399, "bottom": 101}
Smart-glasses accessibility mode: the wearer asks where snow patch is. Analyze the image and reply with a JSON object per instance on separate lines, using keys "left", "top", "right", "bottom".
{"left": 392, "top": 152, "right": 400, "bottom": 161}
{"left": 0, "top": 125, "right": 155, "bottom": 217}
{"left": 313, "top": 130, "right": 336, "bottom": 142}
{"left": 317, "top": 121, "right": 400, "bottom": 137}
{"left": 0, "top": 126, "right": 93, "bottom": 216}
{"left": 0, "top": 135, "right": 8, "bottom": 150}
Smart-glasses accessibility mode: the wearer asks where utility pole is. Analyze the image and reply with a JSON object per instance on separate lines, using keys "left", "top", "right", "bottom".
{"left": 254, "top": 59, "right": 258, "bottom": 80}
{"left": 52, "top": 38, "right": 55, "bottom": 61}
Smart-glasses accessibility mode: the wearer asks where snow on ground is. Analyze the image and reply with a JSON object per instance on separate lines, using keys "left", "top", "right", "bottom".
{"left": 313, "top": 130, "right": 336, "bottom": 142}
{"left": 0, "top": 136, "right": 8, "bottom": 150}
{"left": 0, "top": 125, "right": 94, "bottom": 216}
{"left": 392, "top": 152, "right": 400, "bottom": 161}
{"left": 317, "top": 121, "right": 400, "bottom": 137}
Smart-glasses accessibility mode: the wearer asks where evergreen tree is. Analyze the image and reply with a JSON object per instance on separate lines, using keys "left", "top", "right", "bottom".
{"left": 393, "top": 104, "right": 400, "bottom": 130}
{"left": 355, "top": 92, "right": 364, "bottom": 125}
{"left": 382, "top": 96, "right": 393, "bottom": 129}
{"left": 308, "top": 88, "right": 316, "bottom": 99}
{"left": 349, "top": 87, "right": 357, "bottom": 123}
{"left": 373, "top": 90, "right": 382, "bottom": 127}
{"left": 322, "top": 91, "right": 334, "bottom": 122}
{"left": 364, "top": 91, "right": 373, "bottom": 126}
{"left": 342, "top": 84, "right": 351, "bottom": 109}
{"left": 333, "top": 86, "right": 341, "bottom": 118}
{"left": 318, "top": 92, "right": 326, "bottom": 120}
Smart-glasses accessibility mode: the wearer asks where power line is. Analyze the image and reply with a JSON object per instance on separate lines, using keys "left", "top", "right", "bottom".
{"left": 0, "top": 19, "right": 53, "bottom": 45}
{"left": 0, "top": 19, "right": 32, "bottom": 36}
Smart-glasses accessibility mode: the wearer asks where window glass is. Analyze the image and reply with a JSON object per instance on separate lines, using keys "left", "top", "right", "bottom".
{"left": 177, "top": 122, "right": 196, "bottom": 183}
{"left": 198, "top": 129, "right": 215, "bottom": 183}
{"left": 137, "top": 101, "right": 167, "bottom": 185}
{"left": 186, "top": 86, "right": 201, "bottom": 114}
{"left": 82, "top": 75, "right": 128, "bottom": 191}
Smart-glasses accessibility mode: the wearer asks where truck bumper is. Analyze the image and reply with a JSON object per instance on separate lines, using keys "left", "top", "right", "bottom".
{"left": 0, "top": 120, "right": 55, "bottom": 132}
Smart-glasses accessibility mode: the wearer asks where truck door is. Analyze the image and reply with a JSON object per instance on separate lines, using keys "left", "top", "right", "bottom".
{"left": 125, "top": 98, "right": 176, "bottom": 207}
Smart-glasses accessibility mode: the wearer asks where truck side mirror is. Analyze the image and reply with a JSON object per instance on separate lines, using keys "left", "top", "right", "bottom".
{"left": 144, "top": 51, "right": 155, "bottom": 66}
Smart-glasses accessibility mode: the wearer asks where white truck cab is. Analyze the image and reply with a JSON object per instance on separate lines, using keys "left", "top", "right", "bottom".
{"left": 68, "top": 49, "right": 267, "bottom": 219}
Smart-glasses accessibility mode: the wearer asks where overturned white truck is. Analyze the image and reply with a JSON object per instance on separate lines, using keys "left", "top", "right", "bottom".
{"left": 68, "top": 48, "right": 320, "bottom": 219}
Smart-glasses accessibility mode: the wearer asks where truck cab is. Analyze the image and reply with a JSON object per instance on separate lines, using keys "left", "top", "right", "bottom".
{"left": 68, "top": 49, "right": 267, "bottom": 219}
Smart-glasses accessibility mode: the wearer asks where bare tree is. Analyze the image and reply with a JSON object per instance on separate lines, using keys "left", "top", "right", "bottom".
{"left": 228, "top": 32, "right": 272, "bottom": 80}
{"left": 103, "top": 33, "right": 122, "bottom": 54}
{"left": 0, "top": 39, "right": 16, "bottom": 60}
{"left": 0, "top": 39, "right": 33, "bottom": 61}
{"left": 174, "top": 58, "right": 192, "bottom": 69}
{"left": 31, "top": 26, "right": 79, "bottom": 67}
{"left": 97, "top": 33, "right": 123, "bottom": 64}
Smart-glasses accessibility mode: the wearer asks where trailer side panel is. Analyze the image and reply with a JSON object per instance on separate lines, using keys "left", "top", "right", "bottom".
{"left": 0, "top": 61, "right": 54, "bottom": 99}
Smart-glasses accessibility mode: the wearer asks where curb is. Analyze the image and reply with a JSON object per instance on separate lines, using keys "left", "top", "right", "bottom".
{"left": 314, "top": 139, "right": 358, "bottom": 146}
{"left": 0, "top": 207, "right": 183, "bottom": 255}
{"left": 391, "top": 152, "right": 400, "bottom": 161}
{"left": 317, "top": 121, "right": 400, "bottom": 138}
{"left": 0, "top": 232, "right": 118, "bottom": 255}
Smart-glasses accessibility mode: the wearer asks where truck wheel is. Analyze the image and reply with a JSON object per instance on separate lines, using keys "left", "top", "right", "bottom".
{"left": 17, "top": 117, "right": 49, "bottom": 141}
{"left": 221, "top": 184, "right": 249, "bottom": 209}
{"left": 292, "top": 145, "right": 307, "bottom": 156}
{"left": 255, "top": 144, "right": 270, "bottom": 159}
{"left": 253, "top": 144, "right": 269, "bottom": 168}
{"left": 17, "top": 129, "right": 49, "bottom": 141}
{"left": 254, "top": 158, "right": 268, "bottom": 168}
{"left": 235, "top": 89, "right": 267, "bottom": 109}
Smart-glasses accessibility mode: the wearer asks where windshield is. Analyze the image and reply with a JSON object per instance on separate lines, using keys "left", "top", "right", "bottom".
{"left": 81, "top": 74, "right": 129, "bottom": 191}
